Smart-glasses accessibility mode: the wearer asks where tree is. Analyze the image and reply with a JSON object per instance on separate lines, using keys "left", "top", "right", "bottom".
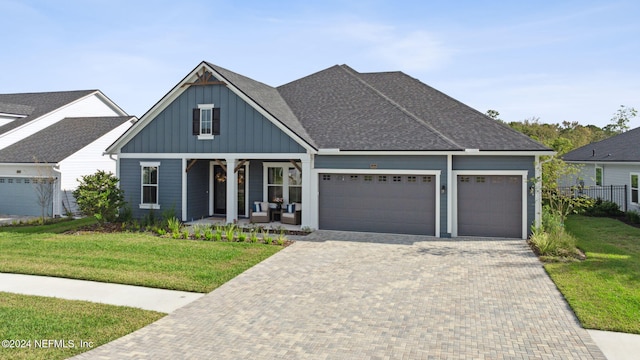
{"left": 537, "top": 156, "right": 594, "bottom": 224}
{"left": 485, "top": 109, "right": 502, "bottom": 121}
{"left": 73, "top": 171, "right": 126, "bottom": 224}
{"left": 32, "top": 168, "right": 56, "bottom": 223}
{"left": 603, "top": 105, "right": 637, "bottom": 134}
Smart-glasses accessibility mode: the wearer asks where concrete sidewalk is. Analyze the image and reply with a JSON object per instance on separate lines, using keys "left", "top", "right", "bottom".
{"left": 0, "top": 273, "right": 203, "bottom": 313}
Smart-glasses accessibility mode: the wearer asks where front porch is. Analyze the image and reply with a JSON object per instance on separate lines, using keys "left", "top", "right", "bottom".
{"left": 182, "top": 154, "right": 313, "bottom": 229}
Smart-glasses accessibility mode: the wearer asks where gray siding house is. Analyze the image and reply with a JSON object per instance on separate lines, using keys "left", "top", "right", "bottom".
{"left": 563, "top": 126, "right": 640, "bottom": 213}
{"left": 107, "top": 61, "right": 552, "bottom": 238}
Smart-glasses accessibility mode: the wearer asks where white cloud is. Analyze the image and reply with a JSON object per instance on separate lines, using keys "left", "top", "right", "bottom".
{"left": 329, "top": 20, "right": 452, "bottom": 72}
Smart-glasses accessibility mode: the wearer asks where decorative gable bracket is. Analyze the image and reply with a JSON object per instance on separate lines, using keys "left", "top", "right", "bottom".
{"left": 181, "top": 66, "right": 227, "bottom": 88}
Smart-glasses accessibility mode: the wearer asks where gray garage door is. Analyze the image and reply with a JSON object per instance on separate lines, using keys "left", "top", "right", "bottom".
{"left": 457, "top": 175, "right": 522, "bottom": 238}
{"left": 319, "top": 174, "right": 436, "bottom": 235}
{"left": 0, "top": 177, "right": 51, "bottom": 216}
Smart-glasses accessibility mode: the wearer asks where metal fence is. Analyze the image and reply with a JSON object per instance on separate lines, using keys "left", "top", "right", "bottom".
{"left": 558, "top": 185, "right": 628, "bottom": 212}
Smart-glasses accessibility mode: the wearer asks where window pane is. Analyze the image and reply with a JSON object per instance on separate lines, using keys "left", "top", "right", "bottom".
{"left": 143, "top": 167, "right": 157, "bottom": 185}
{"left": 143, "top": 186, "right": 157, "bottom": 204}
{"left": 633, "top": 189, "right": 638, "bottom": 204}
{"left": 268, "top": 167, "right": 283, "bottom": 184}
{"left": 596, "top": 168, "right": 603, "bottom": 186}
{"left": 288, "top": 168, "right": 301, "bottom": 185}
{"left": 289, "top": 187, "right": 302, "bottom": 203}
{"left": 632, "top": 175, "right": 638, "bottom": 188}
{"left": 201, "top": 109, "right": 212, "bottom": 134}
{"left": 268, "top": 186, "right": 283, "bottom": 202}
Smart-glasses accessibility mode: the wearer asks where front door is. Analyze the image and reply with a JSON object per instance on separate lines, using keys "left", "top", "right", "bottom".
{"left": 212, "top": 165, "right": 246, "bottom": 216}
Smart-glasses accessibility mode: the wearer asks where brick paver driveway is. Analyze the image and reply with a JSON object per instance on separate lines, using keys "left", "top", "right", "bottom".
{"left": 74, "top": 231, "right": 605, "bottom": 359}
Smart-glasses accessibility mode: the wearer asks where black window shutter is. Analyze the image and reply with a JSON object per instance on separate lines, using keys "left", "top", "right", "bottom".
{"left": 213, "top": 108, "right": 221, "bottom": 135}
{"left": 192, "top": 108, "right": 200, "bottom": 135}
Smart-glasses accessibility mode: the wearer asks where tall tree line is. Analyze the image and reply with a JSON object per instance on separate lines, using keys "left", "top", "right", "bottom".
{"left": 488, "top": 105, "right": 637, "bottom": 155}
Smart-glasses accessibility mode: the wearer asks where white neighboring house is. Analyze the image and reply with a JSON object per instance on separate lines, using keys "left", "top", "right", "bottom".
{"left": 562, "top": 126, "right": 640, "bottom": 213}
{"left": 0, "top": 90, "right": 136, "bottom": 217}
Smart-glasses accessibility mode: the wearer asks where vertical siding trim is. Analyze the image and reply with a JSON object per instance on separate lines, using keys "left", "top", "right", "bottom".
{"left": 447, "top": 154, "right": 453, "bottom": 235}
{"left": 182, "top": 158, "right": 187, "bottom": 221}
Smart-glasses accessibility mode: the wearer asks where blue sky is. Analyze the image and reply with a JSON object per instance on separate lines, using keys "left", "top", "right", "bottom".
{"left": 1, "top": 0, "right": 639, "bottom": 128}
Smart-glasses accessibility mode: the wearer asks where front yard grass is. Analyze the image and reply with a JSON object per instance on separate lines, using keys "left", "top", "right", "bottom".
{"left": 0, "top": 219, "right": 285, "bottom": 359}
{"left": 0, "top": 219, "right": 283, "bottom": 293}
{"left": 544, "top": 215, "right": 640, "bottom": 334}
{"left": 0, "top": 292, "right": 164, "bottom": 360}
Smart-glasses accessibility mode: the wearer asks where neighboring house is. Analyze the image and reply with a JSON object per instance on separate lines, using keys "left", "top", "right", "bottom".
{"left": 562, "top": 126, "right": 640, "bottom": 213}
{"left": 106, "top": 61, "right": 553, "bottom": 239}
{"left": 0, "top": 90, "right": 135, "bottom": 217}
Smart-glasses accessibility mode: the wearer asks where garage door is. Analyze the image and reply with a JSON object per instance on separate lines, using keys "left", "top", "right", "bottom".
{"left": 0, "top": 177, "right": 51, "bottom": 216}
{"left": 319, "top": 173, "right": 436, "bottom": 235}
{"left": 457, "top": 175, "right": 522, "bottom": 238}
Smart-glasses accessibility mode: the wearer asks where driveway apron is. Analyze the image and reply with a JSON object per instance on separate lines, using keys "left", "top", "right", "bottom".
{"left": 73, "top": 232, "right": 605, "bottom": 359}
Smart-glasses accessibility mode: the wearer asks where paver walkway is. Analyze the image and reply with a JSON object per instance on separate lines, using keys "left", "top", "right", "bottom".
{"left": 73, "top": 232, "right": 605, "bottom": 359}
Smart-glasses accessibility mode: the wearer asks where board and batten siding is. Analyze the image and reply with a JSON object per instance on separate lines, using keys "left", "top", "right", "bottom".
{"left": 120, "top": 158, "right": 183, "bottom": 219}
{"left": 314, "top": 155, "right": 448, "bottom": 236}
{"left": 120, "top": 82, "right": 305, "bottom": 154}
{"left": 186, "top": 160, "right": 209, "bottom": 221}
{"left": 452, "top": 155, "right": 536, "bottom": 234}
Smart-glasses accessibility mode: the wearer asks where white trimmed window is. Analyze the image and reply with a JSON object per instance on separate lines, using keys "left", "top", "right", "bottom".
{"left": 595, "top": 166, "right": 603, "bottom": 186}
{"left": 192, "top": 104, "right": 220, "bottom": 140}
{"left": 632, "top": 173, "right": 639, "bottom": 205}
{"left": 263, "top": 163, "right": 302, "bottom": 204}
{"left": 140, "top": 162, "right": 160, "bottom": 209}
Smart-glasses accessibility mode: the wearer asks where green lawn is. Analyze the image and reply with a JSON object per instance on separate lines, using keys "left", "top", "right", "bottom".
{"left": 0, "top": 219, "right": 282, "bottom": 293}
{"left": 0, "top": 219, "right": 285, "bottom": 359}
{"left": 0, "top": 292, "right": 164, "bottom": 360}
{"left": 545, "top": 215, "right": 640, "bottom": 334}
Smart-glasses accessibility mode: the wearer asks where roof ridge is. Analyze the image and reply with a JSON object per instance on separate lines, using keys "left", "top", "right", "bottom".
{"left": 338, "top": 65, "right": 464, "bottom": 150}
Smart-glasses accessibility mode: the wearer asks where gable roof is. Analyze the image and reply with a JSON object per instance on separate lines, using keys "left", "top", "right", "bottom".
{"left": 206, "top": 62, "right": 317, "bottom": 149}
{"left": 107, "top": 61, "right": 552, "bottom": 154}
{"left": 0, "top": 90, "right": 108, "bottom": 136}
{"left": 0, "top": 116, "right": 134, "bottom": 163}
{"left": 277, "top": 65, "right": 550, "bottom": 152}
{"left": 563, "top": 126, "right": 640, "bottom": 162}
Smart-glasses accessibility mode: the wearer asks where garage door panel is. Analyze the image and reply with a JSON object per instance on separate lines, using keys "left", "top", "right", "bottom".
{"left": 319, "top": 173, "right": 436, "bottom": 235}
{"left": 0, "top": 177, "right": 49, "bottom": 216}
{"left": 457, "top": 175, "right": 522, "bottom": 238}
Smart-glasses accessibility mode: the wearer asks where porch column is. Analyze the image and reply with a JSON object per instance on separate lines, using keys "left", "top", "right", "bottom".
{"left": 225, "top": 157, "right": 238, "bottom": 224}
{"left": 300, "top": 154, "right": 314, "bottom": 229}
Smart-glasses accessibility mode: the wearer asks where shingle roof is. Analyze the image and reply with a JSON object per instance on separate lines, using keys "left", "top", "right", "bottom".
{"left": 276, "top": 65, "right": 550, "bottom": 151}
{"left": 563, "top": 126, "right": 640, "bottom": 162}
{"left": 0, "top": 116, "right": 133, "bottom": 163}
{"left": 0, "top": 90, "right": 97, "bottom": 136}
{"left": 206, "top": 62, "right": 317, "bottom": 148}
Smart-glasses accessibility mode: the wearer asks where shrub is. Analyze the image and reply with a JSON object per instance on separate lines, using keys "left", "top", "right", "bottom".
{"left": 167, "top": 217, "right": 181, "bottom": 236}
{"left": 225, "top": 224, "right": 236, "bottom": 242}
{"left": 249, "top": 230, "right": 259, "bottom": 243}
{"left": 192, "top": 224, "right": 207, "bottom": 240}
{"left": 262, "top": 228, "right": 273, "bottom": 244}
{"left": 203, "top": 227, "right": 214, "bottom": 241}
{"left": 585, "top": 198, "right": 624, "bottom": 217}
{"left": 529, "top": 226, "right": 577, "bottom": 258}
{"left": 626, "top": 211, "right": 640, "bottom": 224}
{"left": 73, "top": 171, "right": 126, "bottom": 224}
